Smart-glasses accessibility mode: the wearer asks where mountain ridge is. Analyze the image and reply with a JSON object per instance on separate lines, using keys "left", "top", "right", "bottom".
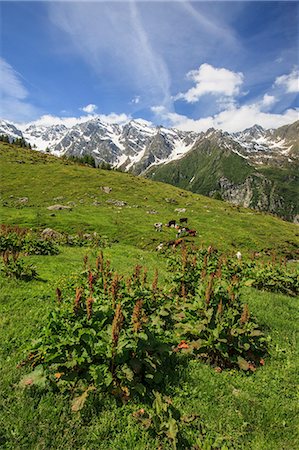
{"left": 1, "top": 118, "right": 298, "bottom": 222}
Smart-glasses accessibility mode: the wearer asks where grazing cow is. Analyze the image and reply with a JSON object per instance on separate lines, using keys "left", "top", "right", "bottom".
{"left": 166, "top": 219, "right": 176, "bottom": 228}
{"left": 187, "top": 229, "right": 197, "bottom": 237}
{"left": 166, "top": 238, "right": 183, "bottom": 249}
{"left": 154, "top": 222, "right": 163, "bottom": 232}
{"left": 176, "top": 227, "right": 188, "bottom": 238}
{"left": 179, "top": 217, "right": 188, "bottom": 224}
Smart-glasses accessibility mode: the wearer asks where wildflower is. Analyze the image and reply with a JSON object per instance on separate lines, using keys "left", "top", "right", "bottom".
{"left": 132, "top": 299, "right": 145, "bottom": 333}
{"left": 112, "top": 303, "right": 124, "bottom": 346}
{"left": 133, "top": 264, "right": 142, "bottom": 282}
{"left": 86, "top": 296, "right": 94, "bottom": 320}
{"left": 217, "top": 299, "right": 223, "bottom": 315}
{"left": 177, "top": 340, "right": 189, "bottom": 349}
{"left": 74, "top": 287, "right": 82, "bottom": 313}
{"left": 88, "top": 270, "right": 94, "bottom": 292}
{"left": 142, "top": 267, "right": 147, "bottom": 286}
{"left": 240, "top": 303, "right": 250, "bottom": 324}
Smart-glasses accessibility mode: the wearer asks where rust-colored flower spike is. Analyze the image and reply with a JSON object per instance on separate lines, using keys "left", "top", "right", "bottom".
{"left": 56, "top": 287, "right": 62, "bottom": 305}
{"left": 227, "top": 284, "right": 235, "bottom": 302}
{"left": 96, "top": 250, "right": 104, "bottom": 273}
{"left": 181, "top": 244, "right": 188, "bottom": 271}
{"left": 132, "top": 299, "right": 144, "bottom": 333}
{"left": 133, "top": 264, "right": 142, "bottom": 282}
{"left": 86, "top": 296, "right": 94, "bottom": 320}
{"left": 240, "top": 303, "right": 250, "bottom": 324}
{"left": 88, "top": 270, "right": 94, "bottom": 292}
{"left": 3, "top": 250, "right": 9, "bottom": 265}
{"left": 103, "top": 279, "right": 108, "bottom": 294}
{"left": 215, "top": 261, "right": 222, "bottom": 279}
{"left": 142, "top": 268, "right": 147, "bottom": 287}
{"left": 205, "top": 273, "right": 215, "bottom": 305}
{"left": 111, "top": 273, "right": 119, "bottom": 308}
{"left": 192, "top": 255, "right": 197, "bottom": 267}
{"left": 74, "top": 287, "right": 82, "bottom": 313}
{"left": 181, "top": 282, "right": 187, "bottom": 301}
{"left": 112, "top": 303, "right": 124, "bottom": 346}
{"left": 83, "top": 254, "right": 88, "bottom": 270}
{"left": 105, "top": 259, "right": 111, "bottom": 277}
{"left": 207, "top": 245, "right": 213, "bottom": 255}
{"left": 152, "top": 269, "right": 159, "bottom": 291}
{"left": 217, "top": 298, "right": 223, "bottom": 315}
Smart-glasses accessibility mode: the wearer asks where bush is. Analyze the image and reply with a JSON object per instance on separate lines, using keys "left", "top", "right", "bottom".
{"left": 26, "top": 254, "right": 171, "bottom": 399}
{"left": 1, "top": 257, "right": 37, "bottom": 281}
{"left": 23, "top": 235, "right": 59, "bottom": 255}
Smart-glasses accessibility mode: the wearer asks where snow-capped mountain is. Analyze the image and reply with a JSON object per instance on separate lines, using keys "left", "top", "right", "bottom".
{"left": 0, "top": 120, "right": 23, "bottom": 141}
{"left": 22, "top": 124, "right": 68, "bottom": 153}
{"left": 232, "top": 122, "right": 299, "bottom": 165}
{"left": 0, "top": 118, "right": 298, "bottom": 174}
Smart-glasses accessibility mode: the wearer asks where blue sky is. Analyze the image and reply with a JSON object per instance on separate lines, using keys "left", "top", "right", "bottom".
{"left": 1, "top": 1, "right": 298, "bottom": 131}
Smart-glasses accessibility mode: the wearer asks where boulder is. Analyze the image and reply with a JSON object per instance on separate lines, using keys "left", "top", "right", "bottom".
{"left": 47, "top": 204, "right": 72, "bottom": 211}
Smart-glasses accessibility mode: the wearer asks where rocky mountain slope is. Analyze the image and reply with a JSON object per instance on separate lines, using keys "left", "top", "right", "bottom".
{"left": 0, "top": 117, "right": 298, "bottom": 221}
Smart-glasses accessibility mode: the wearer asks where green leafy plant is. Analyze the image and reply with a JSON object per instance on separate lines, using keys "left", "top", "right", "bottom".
{"left": 23, "top": 254, "right": 171, "bottom": 400}
{"left": 133, "top": 391, "right": 180, "bottom": 450}
{"left": 1, "top": 257, "right": 38, "bottom": 281}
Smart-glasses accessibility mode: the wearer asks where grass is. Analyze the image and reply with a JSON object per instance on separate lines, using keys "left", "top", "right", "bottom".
{"left": 0, "top": 144, "right": 298, "bottom": 449}
{"left": 0, "top": 248, "right": 298, "bottom": 449}
{"left": 0, "top": 143, "right": 298, "bottom": 257}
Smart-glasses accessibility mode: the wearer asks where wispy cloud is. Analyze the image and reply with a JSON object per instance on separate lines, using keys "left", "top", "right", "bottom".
{"left": 48, "top": 1, "right": 172, "bottom": 109}
{"left": 0, "top": 57, "right": 39, "bottom": 122}
{"left": 274, "top": 68, "right": 299, "bottom": 93}
{"left": 175, "top": 63, "right": 244, "bottom": 103}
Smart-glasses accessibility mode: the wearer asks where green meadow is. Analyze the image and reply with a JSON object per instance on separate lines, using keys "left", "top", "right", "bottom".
{"left": 0, "top": 143, "right": 298, "bottom": 449}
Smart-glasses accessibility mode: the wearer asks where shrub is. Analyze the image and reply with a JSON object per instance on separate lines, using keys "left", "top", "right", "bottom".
{"left": 1, "top": 257, "right": 37, "bottom": 281}
{"left": 25, "top": 254, "right": 171, "bottom": 399}
{"left": 23, "top": 234, "right": 59, "bottom": 255}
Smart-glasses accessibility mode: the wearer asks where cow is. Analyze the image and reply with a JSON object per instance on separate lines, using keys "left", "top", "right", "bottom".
{"left": 187, "top": 229, "right": 197, "bottom": 237}
{"left": 154, "top": 222, "right": 163, "bottom": 232}
{"left": 166, "top": 220, "right": 176, "bottom": 228}
{"left": 179, "top": 217, "right": 188, "bottom": 224}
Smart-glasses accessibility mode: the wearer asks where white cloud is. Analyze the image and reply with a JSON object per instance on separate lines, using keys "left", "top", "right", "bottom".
{"left": 261, "top": 94, "right": 276, "bottom": 108}
{"left": 81, "top": 104, "right": 97, "bottom": 114}
{"left": 152, "top": 103, "right": 298, "bottom": 133}
{"left": 274, "top": 68, "right": 299, "bottom": 93}
{"left": 0, "top": 58, "right": 39, "bottom": 122}
{"left": 18, "top": 112, "right": 131, "bottom": 129}
{"left": 131, "top": 96, "right": 140, "bottom": 105}
{"left": 175, "top": 63, "right": 244, "bottom": 103}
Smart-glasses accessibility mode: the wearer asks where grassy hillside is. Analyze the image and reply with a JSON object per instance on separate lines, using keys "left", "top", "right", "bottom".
{"left": 0, "top": 143, "right": 298, "bottom": 449}
{"left": 146, "top": 139, "right": 299, "bottom": 222}
{"left": 0, "top": 143, "right": 298, "bottom": 256}
{"left": 148, "top": 140, "right": 254, "bottom": 195}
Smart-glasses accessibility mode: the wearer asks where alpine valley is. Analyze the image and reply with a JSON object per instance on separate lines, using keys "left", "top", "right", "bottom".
{"left": 1, "top": 117, "right": 298, "bottom": 222}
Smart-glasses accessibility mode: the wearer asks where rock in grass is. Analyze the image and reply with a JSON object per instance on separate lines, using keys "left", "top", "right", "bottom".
{"left": 101, "top": 186, "right": 112, "bottom": 194}
{"left": 41, "top": 228, "right": 62, "bottom": 240}
{"left": 106, "top": 199, "right": 127, "bottom": 207}
{"left": 47, "top": 204, "right": 72, "bottom": 211}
